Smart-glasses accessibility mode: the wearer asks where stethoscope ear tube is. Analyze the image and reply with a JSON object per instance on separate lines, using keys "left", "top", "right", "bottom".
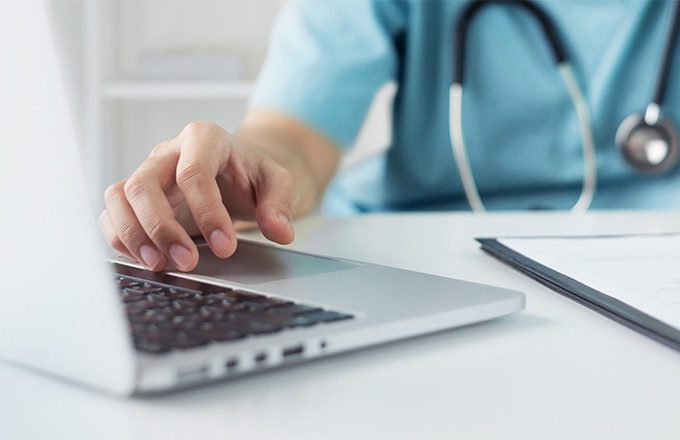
{"left": 448, "top": 83, "right": 486, "bottom": 212}
{"left": 557, "top": 63, "right": 596, "bottom": 212}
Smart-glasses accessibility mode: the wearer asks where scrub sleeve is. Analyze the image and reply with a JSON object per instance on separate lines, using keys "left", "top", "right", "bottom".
{"left": 249, "top": 0, "right": 405, "bottom": 150}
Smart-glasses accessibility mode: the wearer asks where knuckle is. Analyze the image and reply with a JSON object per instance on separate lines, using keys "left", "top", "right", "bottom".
{"left": 149, "top": 140, "right": 172, "bottom": 158}
{"left": 194, "top": 203, "right": 221, "bottom": 227}
{"left": 104, "top": 225, "right": 126, "bottom": 251}
{"left": 181, "top": 121, "right": 214, "bottom": 138}
{"left": 176, "top": 162, "right": 206, "bottom": 189}
{"left": 117, "top": 221, "right": 140, "bottom": 246}
{"left": 123, "top": 176, "right": 146, "bottom": 202}
{"left": 104, "top": 180, "right": 125, "bottom": 205}
{"left": 110, "top": 235, "right": 126, "bottom": 253}
{"left": 147, "top": 220, "right": 173, "bottom": 244}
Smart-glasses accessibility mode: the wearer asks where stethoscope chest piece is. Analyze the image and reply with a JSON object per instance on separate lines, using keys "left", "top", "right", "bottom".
{"left": 615, "top": 110, "right": 680, "bottom": 175}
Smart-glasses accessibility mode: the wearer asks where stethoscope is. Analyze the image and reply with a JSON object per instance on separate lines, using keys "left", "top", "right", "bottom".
{"left": 449, "top": 0, "right": 680, "bottom": 212}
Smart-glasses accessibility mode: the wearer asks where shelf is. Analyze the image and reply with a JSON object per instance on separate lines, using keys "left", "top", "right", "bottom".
{"left": 102, "top": 81, "right": 255, "bottom": 100}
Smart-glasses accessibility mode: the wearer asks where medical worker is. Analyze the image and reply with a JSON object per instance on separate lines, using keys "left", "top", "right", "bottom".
{"left": 100, "top": 0, "right": 680, "bottom": 271}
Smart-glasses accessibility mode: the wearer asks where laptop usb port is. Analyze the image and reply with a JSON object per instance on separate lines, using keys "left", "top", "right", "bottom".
{"left": 254, "top": 352, "right": 268, "bottom": 365}
{"left": 177, "top": 364, "right": 210, "bottom": 383}
{"left": 282, "top": 344, "right": 304, "bottom": 359}
{"left": 225, "top": 358, "right": 239, "bottom": 370}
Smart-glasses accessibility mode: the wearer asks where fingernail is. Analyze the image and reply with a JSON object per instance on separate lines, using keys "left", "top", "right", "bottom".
{"left": 209, "top": 229, "right": 230, "bottom": 256}
{"left": 169, "top": 244, "right": 193, "bottom": 271}
{"left": 139, "top": 244, "right": 161, "bottom": 269}
{"left": 277, "top": 212, "right": 291, "bottom": 225}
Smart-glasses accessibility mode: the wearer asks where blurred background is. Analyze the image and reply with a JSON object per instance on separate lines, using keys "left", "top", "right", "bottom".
{"left": 49, "top": 0, "right": 393, "bottom": 211}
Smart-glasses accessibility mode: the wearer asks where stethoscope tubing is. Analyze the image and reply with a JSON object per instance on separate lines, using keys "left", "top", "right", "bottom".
{"left": 453, "top": 0, "right": 567, "bottom": 86}
{"left": 652, "top": 0, "right": 680, "bottom": 109}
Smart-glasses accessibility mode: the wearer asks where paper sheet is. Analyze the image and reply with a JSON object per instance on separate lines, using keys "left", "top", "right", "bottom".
{"left": 499, "top": 234, "right": 680, "bottom": 330}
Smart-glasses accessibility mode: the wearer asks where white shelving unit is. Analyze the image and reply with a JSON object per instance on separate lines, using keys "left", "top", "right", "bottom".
{"left": 79, "top": 1, "right": 284, "bottom": 209}
{"left": 102, "top": 81, "right": 255, "bottom": 100}
{"left": 74, "top": 0, "right": 390, "bottom": 212}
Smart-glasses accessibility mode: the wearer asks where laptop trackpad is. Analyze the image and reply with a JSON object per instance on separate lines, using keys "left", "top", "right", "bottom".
{"left": 189, "top": 241, "right": 357, "bottom": 285}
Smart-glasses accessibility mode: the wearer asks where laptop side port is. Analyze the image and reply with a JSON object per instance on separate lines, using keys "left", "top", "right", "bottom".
{"left": 176, "top": 364, "right": 210, "bottom": 384}
{"left": 254, "top": 352, "right": 268, "bottom": 365}
{"left": 225, "top": 358, "right": 239, "bottom": 371}
{"left": 282, "top": 344, "right": 304, "bottom": 360}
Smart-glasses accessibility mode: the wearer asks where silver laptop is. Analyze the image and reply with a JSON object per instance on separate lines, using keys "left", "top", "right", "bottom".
{"left": 0, "top": 1, "right": 524, "bottom": 395}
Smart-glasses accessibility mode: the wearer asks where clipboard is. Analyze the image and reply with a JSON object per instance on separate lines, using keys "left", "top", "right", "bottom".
{"left": 477, "top": 236, "right": 680, "bottom": 352}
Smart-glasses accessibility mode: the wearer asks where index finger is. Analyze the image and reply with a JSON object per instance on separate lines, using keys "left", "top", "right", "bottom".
{"left": 175, "top": 139, "right": 236, "bottom": 259}
{"left": 124, "top": 151, "right": 199, "bottom": 272}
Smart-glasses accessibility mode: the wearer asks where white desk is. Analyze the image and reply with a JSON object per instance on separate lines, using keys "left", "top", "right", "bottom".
{"left": 2, "top": 212, "right": 679, "bottom": 439}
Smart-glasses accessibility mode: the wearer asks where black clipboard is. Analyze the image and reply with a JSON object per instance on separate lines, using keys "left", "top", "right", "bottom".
{"left": 477, "top": 237, "right": 680, "bottom": 352}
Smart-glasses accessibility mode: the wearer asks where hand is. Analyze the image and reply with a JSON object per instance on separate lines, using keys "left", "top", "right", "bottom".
{"left": 99, "top": 121, "right": 296, "bottom": 272}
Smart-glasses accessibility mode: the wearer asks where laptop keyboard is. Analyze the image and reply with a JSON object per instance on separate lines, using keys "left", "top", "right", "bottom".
{"left": 115, "top": 275, "right": 354, "bottom": 354}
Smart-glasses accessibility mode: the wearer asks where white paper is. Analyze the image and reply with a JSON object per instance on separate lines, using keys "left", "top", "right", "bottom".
{"left": 499, "top": 234, "right": 680, "bottom": 330}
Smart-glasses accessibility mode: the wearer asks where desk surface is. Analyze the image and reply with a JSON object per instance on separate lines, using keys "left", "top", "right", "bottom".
{"left": 2, "top": 211, "right": 679, "bottom": 439}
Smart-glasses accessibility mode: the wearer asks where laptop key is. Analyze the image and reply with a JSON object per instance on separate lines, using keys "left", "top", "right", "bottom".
{"left": 213, "top": 290, "right": 242, "bottom": 301}
{"left": 223, "top": 313, "right": 283, "bottom": 335}
{"left": 171, "top": 299, "right": 196, "bottom": 315}
{"left": 268, "top": 304, "right": 322, "bottom": 315}
{"left": 121, "top": 288, "right": 145, "bottom": 303}
{"left": 125, "top": 303, "right": 146, "bottom": 316}
{"left": 137, "top": 329, "right": 171, "bottom": 343}
{"left": 212, "top": 301, "right": 242, "bottom": 313}
{"left": 233, "top": 301, "right": 267, "bottom": 313}
{"left": 135, "top": 339, "right": 171, "bottom": 354}
{"left": 163, "top": 288, "right": 192, "bottom": 300}
{"left": 188, "top": 293, "right": 224, "bottom": 306}
{"left": 145, "top": 294, "right": 170, "bottom": 308}
{"left": 133, "top": 284, "right": 164, "bottom": 294}
{"left": 170, "top": 316, "right": 200, "bottom": 331}
{"left": 234, "top": 291, "right": 268, "bottom": 302}
{"left": 115, "top": 277, "right": 140, "bottom": 288}
{"left": 216, "top": 290, "right": 268, "bottom": 303}
{"left": 131, "top": 309, "right": 173, "bottom": 324}
{"left": 261, "top": 298, "right": 294, "bottom": 308}
{"left": 199, "top": 305, "right": 225, "bottom": 321}
{"left": 304, "top": 311, "right": 354, "bottom": 323}
{"left": 168, "top": 332, "right": 210, "bottom": 349}
{"left": 193, "top": 323, "right": 246, "bottom": 341}
{"left": 250, "top": 313, "right": 319, "bottom": 328}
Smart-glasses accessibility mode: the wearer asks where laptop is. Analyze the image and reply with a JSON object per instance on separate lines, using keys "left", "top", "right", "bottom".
{"left": 0, "top": 1, "right": 525, "bottom": 395}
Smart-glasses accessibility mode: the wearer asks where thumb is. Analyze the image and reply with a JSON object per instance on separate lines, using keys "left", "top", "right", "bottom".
{"left": 254, "top": 163, "right": 296, "bottom": 244}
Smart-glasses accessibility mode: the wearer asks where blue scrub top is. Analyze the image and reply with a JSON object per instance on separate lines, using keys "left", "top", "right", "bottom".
{"left": 251, "top": 0, "right": 680, "bottom": 214}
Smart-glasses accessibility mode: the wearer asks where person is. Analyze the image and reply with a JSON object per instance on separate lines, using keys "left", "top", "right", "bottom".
{"left": 100, "top": 0, "right": 680, "bottom": 272}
